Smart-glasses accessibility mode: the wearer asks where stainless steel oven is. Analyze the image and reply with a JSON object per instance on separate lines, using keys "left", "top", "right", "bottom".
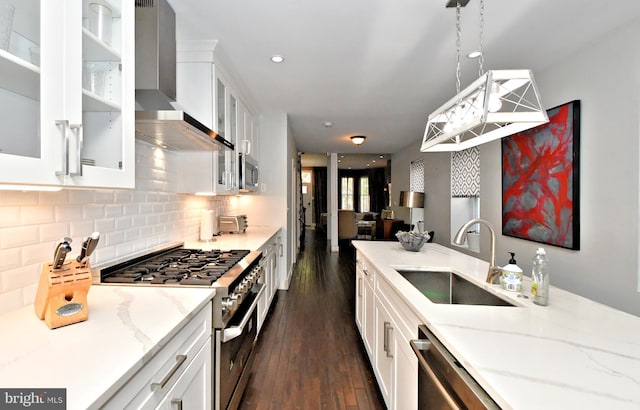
{"left": 97, "top": 245, "right": 264, "bottom": 410}
{"left": 217, "top": 280, "right": 263, "bottom": 410}
{"left": 239, "top": 153, "right": 259, "bottom": 192}
{"left": 410, "top": 325, "right": 500, "bottom": 409}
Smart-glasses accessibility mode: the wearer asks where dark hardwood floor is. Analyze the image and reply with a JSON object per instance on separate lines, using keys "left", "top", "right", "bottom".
{"left": 239, "top": 230, "right": 385, "bottom": 410}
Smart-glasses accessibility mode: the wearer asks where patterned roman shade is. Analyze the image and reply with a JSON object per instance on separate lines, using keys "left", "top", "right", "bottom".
{"left": 451, "top": 147, "right": 480, "bottom": 198}
{"left": 410, "top": 159, "right": 424, "bottom": 192}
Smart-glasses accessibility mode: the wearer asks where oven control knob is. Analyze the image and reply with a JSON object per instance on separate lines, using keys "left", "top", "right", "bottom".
{"left": 221, "top": 298, "right": 234, "bottom": 311}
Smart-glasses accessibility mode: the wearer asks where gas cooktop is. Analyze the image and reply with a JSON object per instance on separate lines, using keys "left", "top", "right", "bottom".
{"left": 101, "top": 247, "right": 251, "bottom": 286}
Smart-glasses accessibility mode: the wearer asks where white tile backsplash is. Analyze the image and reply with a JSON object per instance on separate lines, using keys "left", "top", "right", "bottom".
{"left": 40, "top": 222, "right": 71, "bottom": 242}
{"left": 0, "top": 141, "right": 232, "bottom": 315}
{"left": 0, "top": 207, "right": 21, "bottom": 228}
{"left": 0, "top": 225, "right": 40, "bottom": 249}
{"left": 0, "top": 191, "right": 38, "bottom": 206}
{"left": 0, "top": 248, "right": 21, "bottom": 272}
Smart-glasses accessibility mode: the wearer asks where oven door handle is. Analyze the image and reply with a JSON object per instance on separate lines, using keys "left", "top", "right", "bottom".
{"left": 222, "top": 283, "right": 265, "bottom": 343}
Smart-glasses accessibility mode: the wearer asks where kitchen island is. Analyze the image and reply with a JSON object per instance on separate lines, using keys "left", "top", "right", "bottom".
{"left": 0, "top": 285, "right": 214, "bottom": 409}
{"left": 353, "top": 240, "right": 640, "bottom": 409}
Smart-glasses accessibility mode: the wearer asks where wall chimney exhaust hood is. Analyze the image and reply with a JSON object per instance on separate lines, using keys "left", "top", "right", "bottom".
{"left": 134, "top": 0, "right": 233, "bottom": 151}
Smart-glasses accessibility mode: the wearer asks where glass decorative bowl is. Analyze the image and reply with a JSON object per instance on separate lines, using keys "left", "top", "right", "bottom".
{"left": 396, "top": 231, "right": 430, "bottom": 252}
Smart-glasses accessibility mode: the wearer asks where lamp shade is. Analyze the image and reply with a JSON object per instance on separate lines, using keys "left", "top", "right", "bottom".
{"left": 399, "top": 191, "right": 425, "bottom": 208}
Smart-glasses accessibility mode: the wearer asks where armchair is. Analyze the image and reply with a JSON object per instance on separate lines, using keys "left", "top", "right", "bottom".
{"left": 338, "top": 210, "right": 356, "bottom": 239}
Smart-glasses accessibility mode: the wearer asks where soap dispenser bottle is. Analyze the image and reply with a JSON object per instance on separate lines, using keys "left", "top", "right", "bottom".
{"left": 501, "top": 252, "right": 523, "bottom": 292}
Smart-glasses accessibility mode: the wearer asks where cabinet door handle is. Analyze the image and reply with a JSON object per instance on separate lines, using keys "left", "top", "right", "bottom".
{"left": 384, "top": 322, "right": 393, "bottom": 358}
{"left": 279, "top": 243, "right": 283, "bottom": 257}
{"left": 55, "top": 120, "right": 69, "bottom": 176}
{"left": 150, "top": 354, "right": 187, "bottom": 391}
{"left": 225, "top": 171, "right": 233, "bottom": 190}
{"left": 69, "top": 124, "right": 83, "bottom": 177}
{"left": 243, "top": 139, "right": 251, "bottom": 155}
{"left": 358, "top": 278, "right": 362, "bottom": 297}
{"left": 171, "top": 399, "right": 183, "bottom": 410}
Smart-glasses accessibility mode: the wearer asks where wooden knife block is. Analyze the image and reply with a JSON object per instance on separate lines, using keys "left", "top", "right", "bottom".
{"left": 34, "top": 260, "right": 92, "bottom": 329}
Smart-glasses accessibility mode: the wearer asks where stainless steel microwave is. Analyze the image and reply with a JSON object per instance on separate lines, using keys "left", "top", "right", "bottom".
{"left": 239, "top": 154, "right": 259, "bottom": 192}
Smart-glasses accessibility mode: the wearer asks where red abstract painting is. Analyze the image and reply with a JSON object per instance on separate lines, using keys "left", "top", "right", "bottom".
{"left": 502, "top": 100, "right": 580, "bottom": 250}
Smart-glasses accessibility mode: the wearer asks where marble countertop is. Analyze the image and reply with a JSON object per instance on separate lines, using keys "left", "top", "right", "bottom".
{"left": 0, "top": 285, "right": 214, "bottom": 410}
{"left": 184, "top": 226, "right": 281, "bottom": 251}
{"left": 352, "top": 240, "right": 640, "bottom": 409}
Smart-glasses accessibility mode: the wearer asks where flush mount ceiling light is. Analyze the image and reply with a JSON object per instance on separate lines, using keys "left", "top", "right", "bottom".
{"left": 350, "top": 135, "right": 366, "bottom": 145}
{"left": 421, "top": 0, "right": 547, "bottom": 152}
{"left": 467, "top": 50, "right": 482, "bottom": 59}
{"left": 323, "top": 121, "right": 333, "bottom": 127}
{"left": 270, "top": 55, "right": 284, "bottom": 63}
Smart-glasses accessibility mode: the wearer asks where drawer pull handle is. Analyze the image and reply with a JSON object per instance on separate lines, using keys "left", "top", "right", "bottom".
{"left": 384, "top": 322, "right": 393, "bottom": 358}
{"left": 151, "top": 354, "right": 187, "bottom": 391}
{"left": 171, "top": 398, "right": 183, "bottom": 410}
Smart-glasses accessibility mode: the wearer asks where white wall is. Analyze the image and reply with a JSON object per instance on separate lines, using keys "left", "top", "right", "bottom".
{"left": 0, "top": 141, "right": 234, "bottom": 315}
{"left": 392, "top": 18, "right": 640, "bottom": 316}
{"left": 482, "top": 19, "right": 640, "bottom": 315}
{"left": 235, "top": 112, "right": 296, "bottom": 289}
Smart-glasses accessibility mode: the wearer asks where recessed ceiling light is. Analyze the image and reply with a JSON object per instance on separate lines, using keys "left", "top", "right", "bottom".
{"left": 323, "top": 121, "right": 333, "bottom": 127}
{"left": 379, "top": 155, "right": 384, "bottom": 158}
{"left": 467, "top": 50, "right": 482, "bottom": 59}
{"left": 270, "top": 55, "right": 284, "bottom": 63}
{"left": 372, "top": 160, "right": 376, "bottom": 163}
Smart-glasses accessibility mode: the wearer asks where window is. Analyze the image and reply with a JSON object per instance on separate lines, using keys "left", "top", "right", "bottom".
{"left": 359, "top": 176, "right": 370, "bottom": 212}
{"left": 341, "top": 177, "right": 354, "bottom": 210}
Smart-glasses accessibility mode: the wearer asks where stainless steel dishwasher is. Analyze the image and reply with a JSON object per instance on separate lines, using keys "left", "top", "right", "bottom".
{"left": 410, "top": 325, "right": 500, "bottom": 409}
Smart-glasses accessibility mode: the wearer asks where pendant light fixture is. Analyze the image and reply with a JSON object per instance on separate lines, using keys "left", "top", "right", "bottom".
{"left": 421, "top": 0, "right": 548, "bottom": 152}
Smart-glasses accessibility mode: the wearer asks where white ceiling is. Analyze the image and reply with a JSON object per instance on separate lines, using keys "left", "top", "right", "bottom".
{"left": 301, "top": 153, "right": 389, "bottom": 170}
{"left": 168, "top": 0, "right": 640, "bottom": 155}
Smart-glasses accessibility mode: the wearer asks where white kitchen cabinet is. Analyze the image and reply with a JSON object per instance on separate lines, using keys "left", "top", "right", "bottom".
{"left": 355, "top": 256, "right": 375, "bottom": 357}
{"left": 103, "top": 302, "right": 212, "bottom": 409}
{"left": 155, "top": 338, "right": 212, "bottom": 410}
{"left": 0, "top": 0, "right": 134, "bottom": 189}
{"left": 355, "top": 251, "right": 419, "bottom": 410}
{"left": 239, "top": 100, "right": 259, "bottom": 163}
{"left": 257, "top": 231, "right": 281, "bottom": 333}
{"left": 375, "top": 297, "right": 394, "bottom": 405}
{"left": 175, "top": 41, "right": 239, "bottom": 195}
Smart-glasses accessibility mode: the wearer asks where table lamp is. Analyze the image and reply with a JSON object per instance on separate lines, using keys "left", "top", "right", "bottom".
{"left": 399, "top": 191, "right": 425, "bottom": 232}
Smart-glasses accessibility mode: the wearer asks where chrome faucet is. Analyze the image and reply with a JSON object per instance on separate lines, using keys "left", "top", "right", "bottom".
{"left": 453, "top": 218, "right": 501, "bottom": 284}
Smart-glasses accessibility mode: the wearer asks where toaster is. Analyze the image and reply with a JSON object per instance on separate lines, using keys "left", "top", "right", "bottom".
{"left": 218, "top": 215, "right": 248, "bottom": 234}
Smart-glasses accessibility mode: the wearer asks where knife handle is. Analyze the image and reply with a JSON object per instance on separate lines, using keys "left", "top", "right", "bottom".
{"left": 53, "top": 242, "right": 71, "bottom": 269}
{"left": 77, "top": 232, "right": 100, "bottom": 264}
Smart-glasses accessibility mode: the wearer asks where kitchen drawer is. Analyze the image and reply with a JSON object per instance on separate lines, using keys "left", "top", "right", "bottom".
{"left": 357, "top": 253, "right": 375, "bottom": 286}
{"left": 103, "top": 302, "right": 212, "bottom": 409}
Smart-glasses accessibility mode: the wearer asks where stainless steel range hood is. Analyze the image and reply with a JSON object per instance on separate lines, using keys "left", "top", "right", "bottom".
{"left": 134, "top": 0, "right": 233, "bottom": 151}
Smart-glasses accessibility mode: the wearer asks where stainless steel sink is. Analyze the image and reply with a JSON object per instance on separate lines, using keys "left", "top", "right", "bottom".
{"left": 396, "top": 270, "right": 515, "bottom": 306}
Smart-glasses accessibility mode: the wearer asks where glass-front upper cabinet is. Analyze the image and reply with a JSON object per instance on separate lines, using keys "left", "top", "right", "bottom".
{"left": 214, "top": 72, "right": 237, "bottom": 193}
{"left": 0, "top": 0, "right": 134, "bottom": 188}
